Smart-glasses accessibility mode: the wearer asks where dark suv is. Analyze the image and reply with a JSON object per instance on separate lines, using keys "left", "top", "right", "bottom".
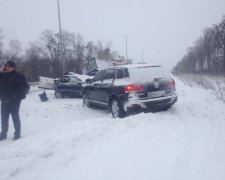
{"left": 82, "top": 64, "right": 177, "bottom": 118}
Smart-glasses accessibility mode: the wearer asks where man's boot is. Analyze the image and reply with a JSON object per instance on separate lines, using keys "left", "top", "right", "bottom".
{"left": 13, "top": 135, "right": 21, "bottom": 140}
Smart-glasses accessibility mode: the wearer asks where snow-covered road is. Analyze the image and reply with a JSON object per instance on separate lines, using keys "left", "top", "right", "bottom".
{"left": 0, "top": 77, "right": 225, "bottom": 180}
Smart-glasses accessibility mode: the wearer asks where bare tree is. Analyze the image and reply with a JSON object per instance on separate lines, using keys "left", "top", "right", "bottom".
{"left": 37, "top": 30, "right": 62, "bottom": 77}
{"left": 202, "top": 28, "right": 216, "bottom": 72}
{"left": 174, "top": 15, "right": 225, "bottom": 75}
{"left": 8, "top": 39, "right": 23, "bottom": 58}
{"left": 215, "top": 17, "right": 225, "bottom": 72}
{"left": 0, "top": 30, "right": 4, "bottom": 65}
{"left": 38, "top": 30, "right": 59, "bottom": 60}
{"left": 7, "top": 29, "right": 126, "bottom": 79}
{"left": 85, "top": 41, "right": 95, "bottom": 60}
{"left": 67, "top": 33, "right": 85, "bottom": 73}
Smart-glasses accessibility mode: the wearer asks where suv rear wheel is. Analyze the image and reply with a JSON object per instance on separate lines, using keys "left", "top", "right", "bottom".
{"left": 111, "top": 98, "right": 126, "bottom": 118}
{"left": 83, "top": 93, "right": 91, "bottom": 107}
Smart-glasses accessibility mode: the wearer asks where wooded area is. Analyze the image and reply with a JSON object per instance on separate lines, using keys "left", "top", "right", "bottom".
{"left": 174, "top": 16, "right": 225, "bottom": 75}
{"left": 0, "top": 29, "right": 128, "bottom": 82}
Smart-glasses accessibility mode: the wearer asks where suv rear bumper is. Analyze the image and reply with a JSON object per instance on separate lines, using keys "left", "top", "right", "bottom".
{"left": 124, "top": 93, "right": 177, "bottom": 111}
{"left": 142, "top": 96, "right": 177, "bottom": 109}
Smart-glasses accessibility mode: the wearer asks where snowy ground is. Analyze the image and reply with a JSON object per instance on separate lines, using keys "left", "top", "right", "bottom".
{"left": 177, "top": 73, "right": 225, "bottom": 102}
{"left": 0, "top": 77, "right": 225, "bottom": 180}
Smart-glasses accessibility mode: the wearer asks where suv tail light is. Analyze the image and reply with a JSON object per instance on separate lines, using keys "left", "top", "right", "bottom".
{"left": 168, "top": 79, "right": 175, "bottom": 88}
{"left": 124, "top": 84, "right": 144, "bottom": 93}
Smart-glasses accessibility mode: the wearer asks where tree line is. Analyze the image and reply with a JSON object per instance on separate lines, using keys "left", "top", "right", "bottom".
{"left": 0, "top": 29, "right": 128, "bottom": 82}
{"left": 173, "top": 16, "right": 225, "bottom": 75}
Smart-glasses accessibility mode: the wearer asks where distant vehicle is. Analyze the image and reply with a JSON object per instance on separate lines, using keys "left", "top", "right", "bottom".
{"left": 81, "top": 57, "right": 113, "bottom": 76}
{"left": 54, "top": 73, "right": 91, "bottom": 98}
{"left": 82, "top": 64, "right": 177, "bottom": 118}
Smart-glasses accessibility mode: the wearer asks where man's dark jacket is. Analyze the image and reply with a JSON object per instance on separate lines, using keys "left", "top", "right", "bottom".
{"left": 0, "top": 70, "right": 29, "bottom": 103}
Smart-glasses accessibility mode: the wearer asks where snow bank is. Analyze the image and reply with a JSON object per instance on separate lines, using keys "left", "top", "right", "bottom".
{"left": 0, "top": 77, "right": 225, "bottom": 180}
{"left": 176, "top": 73, "right": 225, "bottom": 102}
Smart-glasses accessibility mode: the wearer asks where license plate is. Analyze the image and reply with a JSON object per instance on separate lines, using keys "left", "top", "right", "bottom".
{"left": 148, "top": 90, "right": 165, "bottom": 98}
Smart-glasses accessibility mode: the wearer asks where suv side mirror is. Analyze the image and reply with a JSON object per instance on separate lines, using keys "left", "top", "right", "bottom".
{"left": 85, "top": 79, "right": 92, "bottom": 84}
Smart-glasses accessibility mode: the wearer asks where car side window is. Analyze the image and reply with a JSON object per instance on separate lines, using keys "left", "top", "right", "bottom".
{"left": 92, "top": 70, "right": 105, "bottom": 82}
{"left": 102, "top": 69, "right": 115, "bottom": 83}
{"left": 116, "top": 69, "right": 124, "bottom": 79}
{"left": 124, "top": 68, "right": 130, "bottom": 78}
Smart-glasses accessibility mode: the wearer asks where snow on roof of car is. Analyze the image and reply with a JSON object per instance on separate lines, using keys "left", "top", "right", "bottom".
{"left": 114, "top": 63, "right": 161, "bottom": 69}
{"left": 65, "top": 72, "right": 93, "bottom": 82}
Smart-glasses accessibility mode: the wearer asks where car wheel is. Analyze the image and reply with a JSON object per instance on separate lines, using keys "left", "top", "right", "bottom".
{"left": 111, "top": 98, "right": 126, "bottom": 118}
{"left": 83, "top": 93, "right": 91, "bottom": 107}
{"left": 55, "top": 91, "right": 63, "bottom": 98}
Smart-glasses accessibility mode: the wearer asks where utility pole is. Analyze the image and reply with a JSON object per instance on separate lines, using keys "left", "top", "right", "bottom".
{"left": 125, "top": 34, "right": 128, "bottom": 61}
{"left": 57, "top": 0, "right": 65, "bottom": 74}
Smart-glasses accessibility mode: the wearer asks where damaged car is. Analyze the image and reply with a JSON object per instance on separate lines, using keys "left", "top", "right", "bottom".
{"left": 54, "top": 73, "right": 92, "bottom": 98}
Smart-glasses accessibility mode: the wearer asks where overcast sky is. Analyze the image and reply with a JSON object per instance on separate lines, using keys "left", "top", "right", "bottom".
{"left": 0, "top": 0, "right": 225, "bottom": 69}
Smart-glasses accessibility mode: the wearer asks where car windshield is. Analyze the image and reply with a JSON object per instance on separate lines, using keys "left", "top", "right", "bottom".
{"left": 128, "top": 66, "right": 169, "bottom": 81}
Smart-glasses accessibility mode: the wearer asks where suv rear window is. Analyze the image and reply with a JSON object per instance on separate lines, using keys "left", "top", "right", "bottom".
{"left": 128, "top": 66, "right": 169, "bottom": 80}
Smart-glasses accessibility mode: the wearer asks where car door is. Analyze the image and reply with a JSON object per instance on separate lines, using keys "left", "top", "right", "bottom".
{"left": 57, "top": 76, "right": 70, "bottom": 93}
{"left": 98, "top": 69, "right": 116, "bottom": 105}
{"left": 88, "top": 70, "right": 105, "bottom": 102}
{"left": 69, "top": 76, "right": 82, "bottom": 95}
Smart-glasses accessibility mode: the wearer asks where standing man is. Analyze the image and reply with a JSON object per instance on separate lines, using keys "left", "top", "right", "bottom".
{"left": 0, "top": 61, "right": 29, "bottom": 141}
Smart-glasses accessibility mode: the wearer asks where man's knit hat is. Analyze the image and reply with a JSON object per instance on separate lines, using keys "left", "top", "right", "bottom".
{"left": 4, "top": 61, "right": 16, "bottom": 68}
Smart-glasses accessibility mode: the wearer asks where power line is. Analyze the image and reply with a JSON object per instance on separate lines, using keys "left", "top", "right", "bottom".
{"left": 124, "top": 34, "right": 128, "bottom": 61}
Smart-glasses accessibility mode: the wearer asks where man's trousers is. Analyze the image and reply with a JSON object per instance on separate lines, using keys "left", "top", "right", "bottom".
{"left": 1, "top": 101, "right": 21, "bottom": 138}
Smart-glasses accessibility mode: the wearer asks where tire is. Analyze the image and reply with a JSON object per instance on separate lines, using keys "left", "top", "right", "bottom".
{"left": 83, "top": 93, "right": 91, "bottom": 107}
{"left": 110, "top": 98, "right": 126, "bottom": 118}
{"left": 55, "top": 91, "right": 63, "bottom": 98}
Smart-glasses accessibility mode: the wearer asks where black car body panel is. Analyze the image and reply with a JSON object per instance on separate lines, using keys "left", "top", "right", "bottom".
{"left": 83, "top": 64, "right": 177, "bottom": 116}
